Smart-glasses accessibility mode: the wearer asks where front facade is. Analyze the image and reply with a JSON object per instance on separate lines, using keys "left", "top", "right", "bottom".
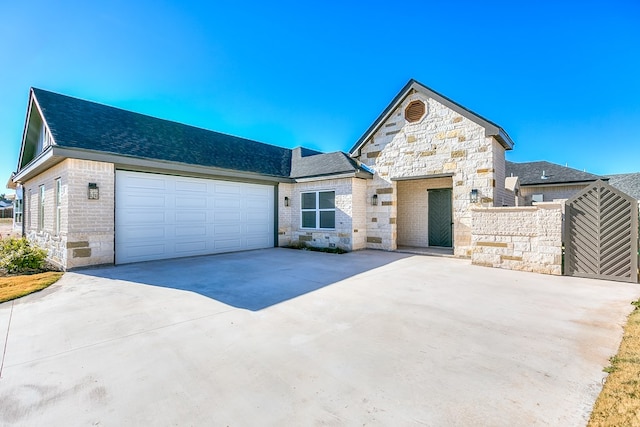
{"left": 12, "top": 80, "right": 515, "bottom": 269}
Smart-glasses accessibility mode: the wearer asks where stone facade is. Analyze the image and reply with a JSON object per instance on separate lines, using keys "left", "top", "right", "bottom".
{"left": 278, "top": 178, "right": 367, "bottom": 251}
{"left": 471, "top": 204, "right": 563, "bottom": 275}
{"left": 23, "top": 159, "right": 114, "bottom": 269}
{"left": 353, "top": 91, "right": 508, "bottom": 256}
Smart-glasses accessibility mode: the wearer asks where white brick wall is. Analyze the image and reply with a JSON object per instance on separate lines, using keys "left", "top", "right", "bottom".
{"left": 355, "top": 92, "right": 508, "bottom": 256}
{"left": 24, "top": 159, "right": 114, "bottom": 269}
{"left": 471, "top": 204, "right": 563, "bottom": 275}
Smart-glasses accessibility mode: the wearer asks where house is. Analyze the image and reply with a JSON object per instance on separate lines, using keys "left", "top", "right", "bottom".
{"left": 505, "top": 160, "right": 605, "bottom": 205}
{"left": 11, "top": 79, "right": 515, "bottom": 269}
{"left": 607, "top": 173, "right": 640, "bottom": 201}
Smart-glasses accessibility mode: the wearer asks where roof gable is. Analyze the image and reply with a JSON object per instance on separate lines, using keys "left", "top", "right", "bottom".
{"left": 28, "top": 88, "right": 293, "bottom": 178}
{"left": 290, "top": 148, "right": 370, "bottom": 179}
{"left": 349, "top": 79, "right": 515, "bottom": 156}
{"left": 506, "top": 160, "right": 605, "bottom": 186}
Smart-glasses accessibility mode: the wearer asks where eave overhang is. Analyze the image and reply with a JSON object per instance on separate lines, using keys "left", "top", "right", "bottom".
{"left": 13, "top": 146, "right": 296, "bottom": 186}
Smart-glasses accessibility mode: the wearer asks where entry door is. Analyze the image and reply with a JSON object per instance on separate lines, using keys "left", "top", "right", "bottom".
{"left": 428, "top": 188, "right": 453, "bottom": 247}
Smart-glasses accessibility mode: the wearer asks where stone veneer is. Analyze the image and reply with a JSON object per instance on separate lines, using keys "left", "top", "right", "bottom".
{"left": 24, "top": 159, "right": 114, "bottom": 269}
{"left": 277, "top": 178, "right": 367, "bottom": 251}
{"left": 471, "top": 204, "right": 563, "bottom": 275}
{"left": 354, "top": 91, "right": 509, "bottom": 256}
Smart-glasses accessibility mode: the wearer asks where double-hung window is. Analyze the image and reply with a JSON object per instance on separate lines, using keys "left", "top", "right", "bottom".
{"left": 301, "top": 191, "right": 335, "bottom": 229}
{"left": 38, "top": 185, "right": 45, "bottom": 230}
{"left": 55, "top": 178, "right": 62, "bottom": 235}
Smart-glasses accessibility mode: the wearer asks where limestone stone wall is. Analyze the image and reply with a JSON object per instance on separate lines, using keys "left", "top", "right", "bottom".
{"left": 354, "top": 91, "right": 507, "bottom": 256}
{"left": 281, "top": 177, "right": 367, "bottom": 251}
{"left": 471, "top": 204, "right": 563, "bottom": 275}
{"left": 24, "top": 159, "right": 114, "bottom": 270}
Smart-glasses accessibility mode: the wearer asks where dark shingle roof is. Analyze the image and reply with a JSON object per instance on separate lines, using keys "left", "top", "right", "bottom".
{"left": 607, "top": 173, "right": 640, "bottom": 200}
{"left": 290, "top": 149, "right": 365, "bottom": 179}
{"left": 506, "top": 161, "right": 604, "bottom": 186}
{"left": 33, "top": 88, "right": 292, "bottom": 177}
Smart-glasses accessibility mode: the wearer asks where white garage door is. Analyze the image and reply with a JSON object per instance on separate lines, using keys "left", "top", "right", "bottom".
{"left": 115, "top": 170, "right": 274, "bottom": 264}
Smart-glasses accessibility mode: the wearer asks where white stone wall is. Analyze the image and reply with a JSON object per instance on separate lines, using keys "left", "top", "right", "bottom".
{"left": 355, "top": 92, "right": 507, "bottom": 256}
{"left": 471, "top": 204, "right": 563, "bottom": 275}
{"left": 280, "top": 177, "right": 367, "bottom": 251}
{"left": 520, "top": 184, "right": 588, "bottom": 205}
{"left": 24, "top": 159, "right": 115, "bottom": 269}
{"left": 277, "top": 182, "right": 294, "bottom": 247}
{"left": 351, "top": 178, "right": 368, "bottom": 250}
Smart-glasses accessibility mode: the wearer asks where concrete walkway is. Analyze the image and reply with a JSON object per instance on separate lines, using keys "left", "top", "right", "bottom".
{"left": 1, "top": 248, "right": 638, "bottom": 426}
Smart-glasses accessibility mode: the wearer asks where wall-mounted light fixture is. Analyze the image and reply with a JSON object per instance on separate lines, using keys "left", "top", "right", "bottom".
{"left": 284, "top": 196, "right": 290, "bottom": 207}
{"left": 469, "top": 189, "right": 478, "bottom": 203}
{"left": 372, "top": 194, "right": 378, "bottom": 206}
{"left": 88, "top": 183, "right": 99, "bottom": 200}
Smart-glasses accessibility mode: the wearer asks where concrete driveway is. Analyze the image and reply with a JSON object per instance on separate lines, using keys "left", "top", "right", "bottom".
{"left": 1, "top": 249, "right": 638, "bottom": 426}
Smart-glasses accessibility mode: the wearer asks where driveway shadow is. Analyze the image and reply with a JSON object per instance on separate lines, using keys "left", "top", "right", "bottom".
{"left": 80, "top": 248, "right": 411, "bottom": 311}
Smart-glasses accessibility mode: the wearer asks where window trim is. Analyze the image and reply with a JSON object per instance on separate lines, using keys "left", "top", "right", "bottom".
{"left": 38, "top": 185, "right": 45, "bottom": 231}
{"left": 55, "top": 178, "right": 62, "bottom": 235}
{"left": 300, "top": 190, "right": 336, "bottom": 230}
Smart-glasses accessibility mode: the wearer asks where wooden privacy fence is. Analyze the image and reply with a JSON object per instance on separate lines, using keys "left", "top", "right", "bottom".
{"left": 565, "top": 180, "right": 638, "bottom": 283}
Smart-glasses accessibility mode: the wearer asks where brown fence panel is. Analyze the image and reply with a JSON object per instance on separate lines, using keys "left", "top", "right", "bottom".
{"left": 565, "top": 180, "right": 638, "bottom": 283}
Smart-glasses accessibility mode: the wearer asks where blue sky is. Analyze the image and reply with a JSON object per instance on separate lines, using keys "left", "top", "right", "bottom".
{"left": 1, "top": 0, "right": 638, "bottom": 194}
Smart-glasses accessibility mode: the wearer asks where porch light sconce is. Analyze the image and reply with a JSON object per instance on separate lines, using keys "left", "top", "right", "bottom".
{"left": 88, "top": 183, "right": 99, "bottom": 200}
{"left": 284, "top": 196, "right": 290, "bottom": 207}
{"left": 372, "top": 194, "right": 378, "bottom": 206}
{"left": 469, "top": 189, "right": 478, "bottom": 203}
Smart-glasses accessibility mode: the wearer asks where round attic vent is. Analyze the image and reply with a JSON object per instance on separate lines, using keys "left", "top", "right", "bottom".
{"left": 405, "top": 100, "right": 425, "bottom": 123}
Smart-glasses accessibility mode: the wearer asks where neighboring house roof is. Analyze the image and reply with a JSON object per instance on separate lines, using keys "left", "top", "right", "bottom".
{"left": 349, "top": 79, "right": 515, "bottom": 156}
{"left": 506, "top": 161, "right": 605, "bottom": 186}
{"left": 607, "top": 173, "right": 640, "bottom": 200}
{"left": 290, "top": 148, "right": 369, "bottom": 179}
{"left": 30, "top": 88, "right": 292, "bottom": 178}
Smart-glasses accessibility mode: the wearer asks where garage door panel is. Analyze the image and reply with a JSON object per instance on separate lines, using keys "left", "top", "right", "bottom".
{"left": 175, "top": 226, "right": 206, "bottom": 237}
{"left": 120, "top": 226, "right": 167, "bottom": 241}
{"left": 175, "top": 241, "right": 207, "bottom": 253}
{"left": 120, "top": 211, "right": 166, "bottom": 224}
{"left": 215, "top": 212, "right": 242, "bottom": 222}
{"left": 175, "top": 180, "right": 208, "bottom": 193}
{"left": 116, "top": 171, "right": 274, "bottom": 264}
{"left": 215, "top": 183, "right": 242, "bottom": 194}
{"left": 177, "top": 211, "right": 207, "bottom": 223}
{"left": 127, "top": 195, "right": 167, "bottom": 208}
{"left": 125, "top": 175, "right": 167, "bottom": 190}
{"left": 215, "top": 198, "right": 242, "bottom": 209}
{"left": 247, "top": 223, "right": 270, "bottom": 234}
{"left": 182, "top": 197, "right": 208, "bottom": 208}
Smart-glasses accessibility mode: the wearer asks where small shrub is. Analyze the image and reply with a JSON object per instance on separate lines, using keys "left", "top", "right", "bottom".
{"left": 0, "top": 237, "right": 48, "bottom": 274}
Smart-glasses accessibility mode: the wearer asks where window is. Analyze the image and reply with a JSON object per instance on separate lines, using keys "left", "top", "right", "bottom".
{"left": 36, "top": 123, "right": 52, "bottom": 154}
{"left": 301, "top": 191, "right": 335, "bottom": 229}
{"left": 27, "top": 189, "right": 32, "bottom": 229}
{"left": 14, "top": 198, "right": 23, "bottom": 225}
{"left": 531, "top": 194, "right": 544, "bottom": 203}
{"left": 55, "top": 179, "right": 62, "bottom": 234}
{"left": 39, "top": 185, "right": 45, "bottom": 230}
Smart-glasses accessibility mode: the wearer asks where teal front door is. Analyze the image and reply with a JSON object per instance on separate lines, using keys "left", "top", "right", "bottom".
{"left": 428, "top": 188, "right": 453, "bottom": 247}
